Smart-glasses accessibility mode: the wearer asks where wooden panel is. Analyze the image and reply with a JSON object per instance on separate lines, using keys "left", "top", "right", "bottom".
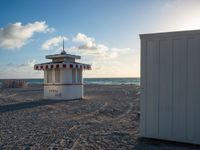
{"left": 141, "top": 32, "right": 200, "bottom": 144}
{"left": 47, "top": 70, "right": 53, "bottom": 83}
{"left": 172, "top": 39, "right": 187, "bottom": 140}
{"left": 140, "top": 39, "right": 147, "bottom": 136}
{"left": 44, "top": 70, "right": 47, "bottom": 83}
{"left": 187, "top": 38, "right": 200, "bottom": 143}
{"left": 55, "top": 69, "right": 60, "bottom": 83}
{"left": 72, "top": 69, "right": 76, "bottom": 83}
{"left": 146, "top": 40, "right": 159, "bottom": 137}
{"left": 159, "top": 40, "right": 173, "bottom": 138}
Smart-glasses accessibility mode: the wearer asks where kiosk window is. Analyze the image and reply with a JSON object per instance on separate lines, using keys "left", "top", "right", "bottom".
{"left": 77, "top": 69, "right": 82, "bottom": 83}
{"left": 55, "top": 69, "right": 60, "bottom": 83}
{"left": 47, "top": 70, "right": 52, "bottom": 83}
{"left": 72, "top": 69, "right": 76, "bottom": 83}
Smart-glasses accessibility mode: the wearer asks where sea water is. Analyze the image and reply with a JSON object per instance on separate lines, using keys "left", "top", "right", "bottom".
{"left": 0, "top": 78, "right": 140, "bottom": 86}
{"left": 84, "top": 78, "right": 140, "bottom": 85}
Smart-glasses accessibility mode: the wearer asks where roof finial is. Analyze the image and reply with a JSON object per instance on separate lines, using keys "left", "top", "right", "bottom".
{"left": 61, "top": 38, "right": 66, "bottom": 55}
{"left": 63, "top": 39, "right": 64, "bottom": 51}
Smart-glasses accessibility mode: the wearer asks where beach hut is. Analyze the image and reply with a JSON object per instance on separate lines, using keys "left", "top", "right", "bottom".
{"left": 140, "top": 30, "right": 200, "bottom": 144}
{"left": 34, "top": 42, "right": 91, "bottom": 100}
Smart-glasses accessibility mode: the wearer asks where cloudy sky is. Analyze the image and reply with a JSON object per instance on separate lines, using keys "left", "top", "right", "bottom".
{"left": 0, "top": 0, "right": 200, "bottom": 78}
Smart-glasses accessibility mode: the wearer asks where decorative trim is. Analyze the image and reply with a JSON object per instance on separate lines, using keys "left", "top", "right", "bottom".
{"left": 43, "top": 83, "right": 83, "bottom": 86}
{"left": 34, "top": 63, "right": 91, "bottom": 70}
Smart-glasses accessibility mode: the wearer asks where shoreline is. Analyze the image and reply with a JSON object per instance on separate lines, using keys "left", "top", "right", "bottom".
{"left": 0, "top": 78, "right": 140, "bottom": 88}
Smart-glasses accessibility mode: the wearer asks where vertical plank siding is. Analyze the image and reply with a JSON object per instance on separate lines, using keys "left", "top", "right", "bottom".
{"left": 159, "top": 40, "right": 173, "bottom": 138}
{"left": 140, "top": 31, "right": 200, "bottom": 144}
{"left": 146, "top": 40, "right": 159, "bottom": 137}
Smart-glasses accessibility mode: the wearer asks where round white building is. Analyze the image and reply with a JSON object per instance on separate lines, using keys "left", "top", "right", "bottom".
{"left": 34, "top": 49, "right": 91, "bottom": 100}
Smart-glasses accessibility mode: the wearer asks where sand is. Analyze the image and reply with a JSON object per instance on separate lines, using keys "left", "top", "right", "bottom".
{"left": 0, "top": 84, "right": 200, "bottom": 150}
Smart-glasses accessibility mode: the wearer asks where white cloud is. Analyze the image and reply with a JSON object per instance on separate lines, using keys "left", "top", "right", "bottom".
{"left": 73, "top": 33, "right": 97, "bottom": 50}
{"left": 0, "top": 21, "right": 54, "bottom": 50}
{"left": 0, "top": 59, "right": 42, "bottom": 78}
{"left": 17, "top": 59, "right": 36, "bottom": 67}
{"left": 42, "top": 36, "right": 68, "bottom": 50}
{"left": 71, "top": 33, "right": 132, "bottom": 61}
{"left": 72, "top": 33, "right": 111, "bottom": 57}
{"left": 70, "top": 33, "right": 135, "bottom": 77}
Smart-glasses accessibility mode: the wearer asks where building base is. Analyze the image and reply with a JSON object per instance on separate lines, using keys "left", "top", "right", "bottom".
{"left": 43, "top": 84, "right": 83, "bottom": 100}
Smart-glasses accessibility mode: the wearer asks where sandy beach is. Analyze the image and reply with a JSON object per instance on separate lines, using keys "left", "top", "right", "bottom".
{"left": 0, "top": 84, "right": 200, "bottom": 150}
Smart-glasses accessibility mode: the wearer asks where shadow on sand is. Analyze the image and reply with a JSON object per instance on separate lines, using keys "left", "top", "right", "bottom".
{"left": 133, "top": 138, "right": 200, "bottom": 150}
{"left": 0, "top": 99, "right": 81, "bottom": 113}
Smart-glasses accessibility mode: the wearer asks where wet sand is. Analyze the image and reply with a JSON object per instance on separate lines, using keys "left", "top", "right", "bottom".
{"left": 0, "top": 84, "right": 200, "bottom": 149}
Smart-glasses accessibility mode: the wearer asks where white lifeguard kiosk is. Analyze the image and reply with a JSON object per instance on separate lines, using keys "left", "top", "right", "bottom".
{"left": 34, "top": 41, "right": 91, "bottom": 100}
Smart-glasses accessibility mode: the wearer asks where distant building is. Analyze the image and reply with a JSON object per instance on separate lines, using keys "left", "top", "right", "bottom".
{"left": 34, "top": 41, "right": 91, "bottom": 100}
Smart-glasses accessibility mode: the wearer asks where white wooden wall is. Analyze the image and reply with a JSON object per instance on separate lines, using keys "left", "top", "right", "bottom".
{"left": 44, "top": 68, "right": 83, "bottom": 84}
{"left": 43, "top": 68, "right": 83, "bottom": 100}
{"left": 60, "top": 69, "right": 73, "bottom": 84}
{"left": 140, "top": 30, "right": 200, "bottom": 144}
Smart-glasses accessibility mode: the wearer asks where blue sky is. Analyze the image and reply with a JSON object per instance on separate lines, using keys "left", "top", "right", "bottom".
{"left": 0, "top": 0, "right": 200, "bottom": 78}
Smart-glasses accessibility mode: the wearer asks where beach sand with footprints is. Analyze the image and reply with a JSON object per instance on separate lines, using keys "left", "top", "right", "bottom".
{"left": 0, "top": 84, "right": 200, "bottom": 149}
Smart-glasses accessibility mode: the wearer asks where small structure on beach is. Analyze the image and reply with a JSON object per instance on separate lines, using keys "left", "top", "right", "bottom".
{"left": 140, "top": 30, "right": 200, "bottom": 144}
{"left": 34, "top": 41, "right": 91, "bottom": 100}
{"left": 1, "top": 79, "right": 26, "bottom": 88}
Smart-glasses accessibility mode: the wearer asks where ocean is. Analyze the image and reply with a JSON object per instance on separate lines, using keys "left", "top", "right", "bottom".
{"left": 84, "top": 78, "right": 140, "bottom": 85}
{"left": 0, "top": 78, "right": 140, "bottom": 86}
